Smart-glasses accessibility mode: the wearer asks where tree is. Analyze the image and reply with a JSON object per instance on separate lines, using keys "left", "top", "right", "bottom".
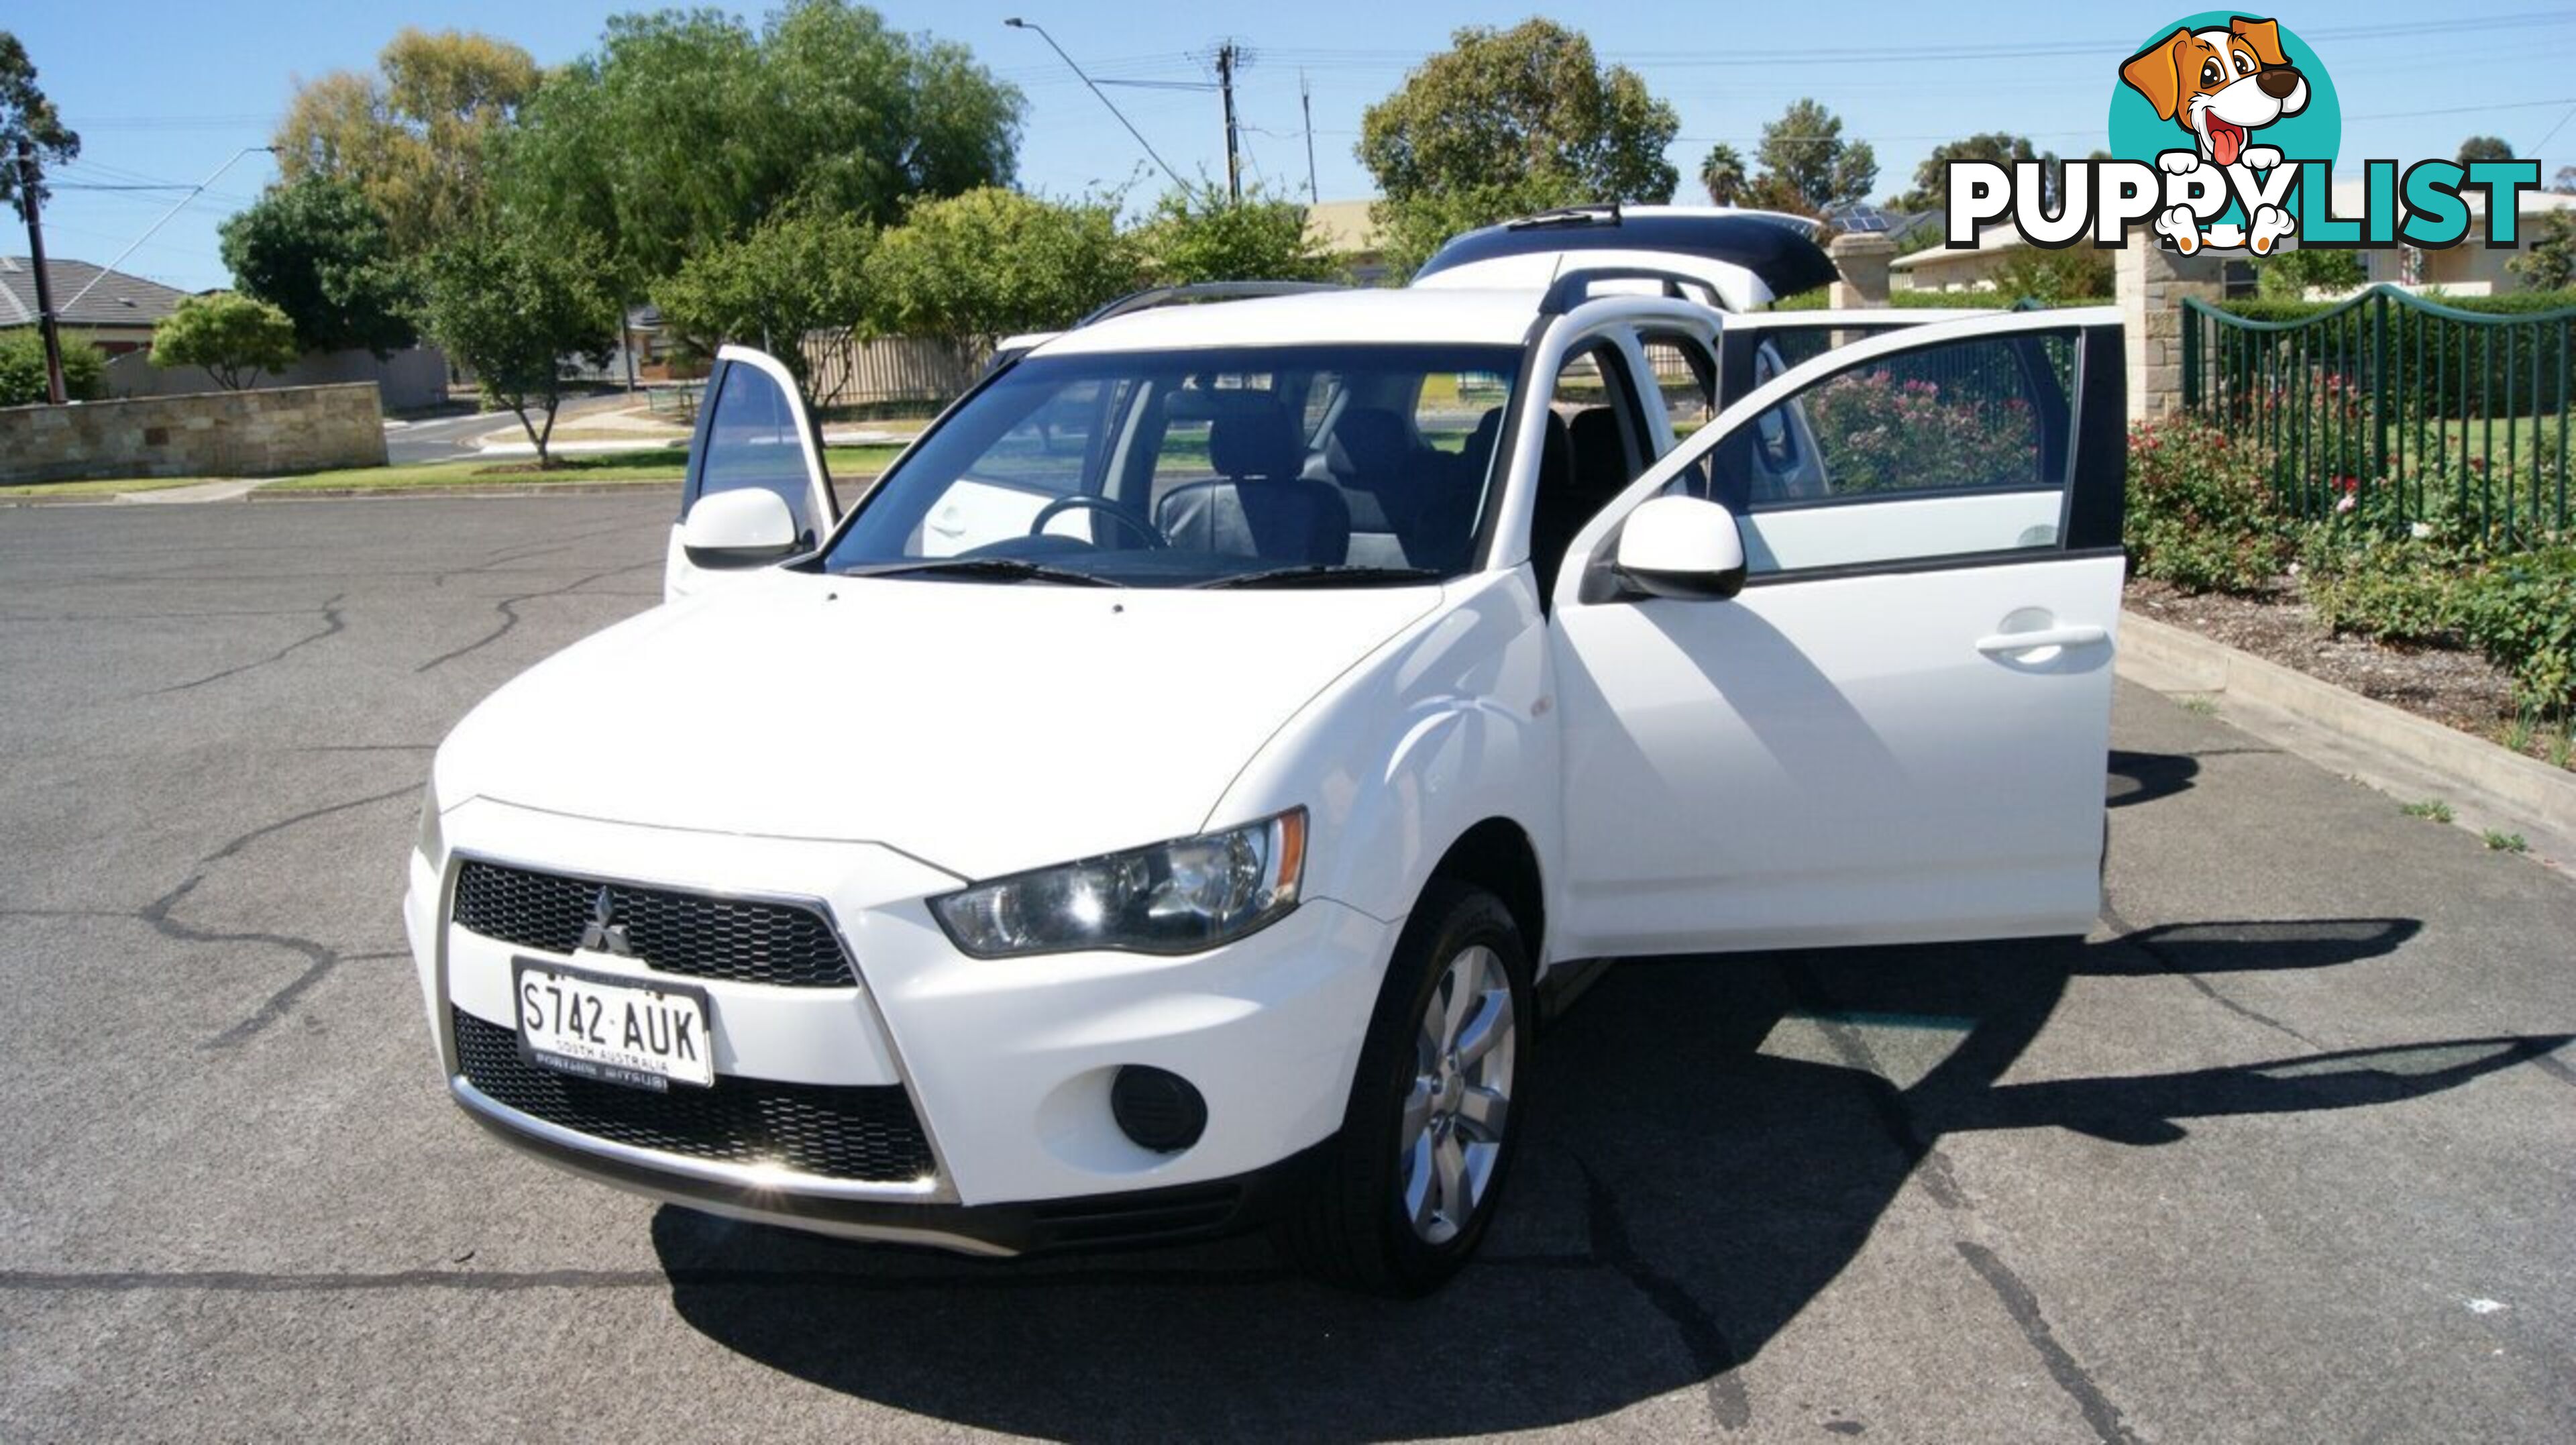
{"left": 1131, "top": 184, "right": 1337, "bottom": 286}
{"left": 2255, "top": 247, "right": 2366, "bottom": 299}
{"left": 1, "top": 30, "right": 78, "bottom": 220}
{"left": 2457, "top": 136, "right": 2516, "bottom": 166}
{"left": 0, "top": 326, "right": 103, "bottom": 404}
{"left": 1698, "top": 144, "right": 1747, "bottom": 205}
{"left": 1754, "top": 99, "right": 1876, "bottom": 215}
{"left": 2554, "top": 164, "right": 2575, "bottom": 196}
{"left": 861, "top": 188, "right": 1138, "bottom": 359}
{"left": 274, "top": 28, "right": 539, "bottom": 254}
{"left": 1896, "top": 132, "right": 2037, "bottom": 215}
{"left": 1358, "top": 19, "right": 1677, "bottom": 273}
{"left": 496, "top": 1, "right": 1021, "bottom": 293}
{"left": 149, "top": 294, "right": 300, "bottom": 390}
{"left": 1987, "top": 246, "right": 2113, "bottom": 306}
{"left": 2507, "top": 210, "right": 2576, "bottom": 292}
{"left": 417, "top": 220, "right": 619, "bottom": 466}
{"left": 650, "top": 209, "right": 875, "bottom": 382}
{"left": 219, "top": 174, "right": 417, "bottom": 356}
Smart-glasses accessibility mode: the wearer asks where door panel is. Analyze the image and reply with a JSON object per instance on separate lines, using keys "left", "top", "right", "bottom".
{"left": 1548, "top": 312, "right": 2126, "bottom": 957}
{"left": 665, "top": 346, "right": 835, "bottom": 600}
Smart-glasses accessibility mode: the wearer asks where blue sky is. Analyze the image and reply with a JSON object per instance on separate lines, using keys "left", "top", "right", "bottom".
{"left": 13, "top": 1, "right": 2574, "bottom": 291}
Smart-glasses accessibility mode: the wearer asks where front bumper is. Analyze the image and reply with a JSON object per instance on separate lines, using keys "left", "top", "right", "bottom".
{"left": 407, "top": 798, "right": 1393, "bottom": 1250}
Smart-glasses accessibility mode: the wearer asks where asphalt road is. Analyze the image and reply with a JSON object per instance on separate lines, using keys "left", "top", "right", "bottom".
{"left": 2, "top": 496, "right": 2570, "bottom": 1443}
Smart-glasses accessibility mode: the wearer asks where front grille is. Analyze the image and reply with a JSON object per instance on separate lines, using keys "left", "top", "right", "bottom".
{"left": 453, "top": 1009, "right": 936, "bottom": 1184}
{"left": 451, "top": 859, "right": 856, "bottom": 989}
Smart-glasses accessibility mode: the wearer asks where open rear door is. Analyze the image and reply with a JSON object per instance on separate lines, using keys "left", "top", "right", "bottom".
{"left": 1548, "top": 309, "right": 2127, "bottom": 957}
{"left": 664, "top": 345, "right": 838, "bottom": 601}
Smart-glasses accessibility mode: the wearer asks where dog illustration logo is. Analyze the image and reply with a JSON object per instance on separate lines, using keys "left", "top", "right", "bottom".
{"left": 2119, "top": 15, "right": 2310, "bottom": 254}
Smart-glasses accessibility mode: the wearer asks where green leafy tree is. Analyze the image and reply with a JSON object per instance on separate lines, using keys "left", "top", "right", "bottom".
{"left": 1358, "top": 19, "right": 1678, "bottom": 274}
{"left": 1132, "top": 184, "right": 1337, "bottom": 286}
{"left": 2456, "top": 136, "right": 2516, "bottom": 166}
{"left": 2507, "top": 210, "right": 2576, "bottom": 291}
{"left": 2553, "top": 164, "right": 2575, "bottom": 195}
{"left": 1988, "top": 246, "right": 2113, "bottom": 305}
{"left": 1754, "top": 99, "right": 1877, "bottom": 214}
{"left": 496, "top": 1, "right": 1021, "bottom": 295}
{"left": 1, "top": 30, "right": 78, "bottom": 220}
{"left": 1697, "top": 144, "right": 1747, "bottom": 205}
{"left": 0, "top": 327, "right": 103, "bottom": 404}
{"left": 1896, "top": 132, "right": 2037, "bottom": 214}
{"left": 861, "top": 188, "right": 1139, "bottom": 359}
{"left": 417, "top": 221, "right": 620, "bottom": 465}
{"left": 274, "top": 28, "right": 540, "bottom": 254}
{"left": 651, "top": 209, "right": 875, "bottom": 382}
{"left": 2254, "top": 246, "right": 2367, "bottom": 299}
{"left": 149, "top": 294, "right": 301, "bottom": 390}
{"left": 219, "top": 174, "right": 417, "bottom": 356}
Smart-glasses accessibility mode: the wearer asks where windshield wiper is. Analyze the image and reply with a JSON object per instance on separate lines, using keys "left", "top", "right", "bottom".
{"left": 1193, "top": 564, "right": 1444, "bottom": 590}
{"left": 841, "top": 556, "right": 1122, "bottom": 587}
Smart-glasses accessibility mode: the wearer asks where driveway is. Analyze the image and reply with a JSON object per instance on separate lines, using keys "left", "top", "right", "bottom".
{"left": 1, "top": 496, "right": 2569, "bottom": 1442}
{"left": 385, "top": 392, "right": 648, "bottom": 464}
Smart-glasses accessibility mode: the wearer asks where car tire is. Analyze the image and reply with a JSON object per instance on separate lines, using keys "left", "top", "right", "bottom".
{"left": 1277, "top": 879, "right": 1532, "bottom": 1296}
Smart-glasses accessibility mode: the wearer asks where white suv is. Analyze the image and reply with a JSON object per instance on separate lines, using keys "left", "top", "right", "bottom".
{"left": 407, "top": 208, "right": 2128, "bottom": 1294}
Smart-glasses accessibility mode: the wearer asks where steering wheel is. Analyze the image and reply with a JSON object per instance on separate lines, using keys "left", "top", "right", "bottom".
{"left": 1031, "top": 493, "right": 1169, "bottom": 549}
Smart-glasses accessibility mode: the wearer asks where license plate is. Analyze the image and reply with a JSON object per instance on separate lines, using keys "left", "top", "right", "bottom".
{"left": 511, "top": 958, "right": 713, "bottom": 1091}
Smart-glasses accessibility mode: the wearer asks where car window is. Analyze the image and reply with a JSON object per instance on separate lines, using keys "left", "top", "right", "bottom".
{"left": 1639, "top": 335, "right": 1715, "bottom": 443}
{"left": 1730, "top": 333, "right": 2076, "bottom": 576}
{"left": 822, "top": 343, "right": 1523, "bottom": 586}
{"left": 697, "top": 362, "right": 824, "bottom": 536}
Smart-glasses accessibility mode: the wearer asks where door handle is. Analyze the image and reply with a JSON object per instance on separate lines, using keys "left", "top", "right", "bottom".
{"left": 1976, "top": 623, "right": 2108, "bottom": 655}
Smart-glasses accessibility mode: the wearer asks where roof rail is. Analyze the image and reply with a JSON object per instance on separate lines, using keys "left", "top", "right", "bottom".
{"left": 1538, "top": 266, "right": 1722, "bottom": 316}
{"left": 1075, "top": 280, "right": 1349, "bottom": 329}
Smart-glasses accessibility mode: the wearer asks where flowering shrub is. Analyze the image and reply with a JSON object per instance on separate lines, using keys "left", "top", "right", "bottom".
{"left": 2124, "top": 415, "right": 2292, "bottom": 592}
{"left": 1797, "top": 368, "right": 2037, "bottom": 495}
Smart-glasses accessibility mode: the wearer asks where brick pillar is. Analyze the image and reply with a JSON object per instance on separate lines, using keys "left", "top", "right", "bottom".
{"left": 2118, "top": 242, "right": 2226, "bottom": 421}
{"left": 1827, "top": 231, "right": 1896, "bottom": 309}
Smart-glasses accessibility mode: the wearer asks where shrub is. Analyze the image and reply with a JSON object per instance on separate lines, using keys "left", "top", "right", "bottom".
{"left": 0, "top": 328, "right": 109, "bottom": 405}
{"left": 2303, "top": 523, "right": 2576, "bottom": 712}
{"left": 2125, "top": 414, "right": 2292, "bottom": 592}
{"left": 1799, "top": 368, "right": 2036, "bottom": 493}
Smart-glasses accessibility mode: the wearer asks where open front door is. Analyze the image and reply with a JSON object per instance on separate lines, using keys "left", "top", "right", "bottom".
{"left": 1548, "top": 309, "right": 2127, "bottom": 957}
{"left": 664, "top": 345, "right": 838, "bottom": 601}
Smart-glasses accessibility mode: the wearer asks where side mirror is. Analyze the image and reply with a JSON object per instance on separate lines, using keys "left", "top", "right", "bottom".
{"left": 1610, "top": 494, "right": 1748, "bottom": 600}
{"left": 681, "top": 489, "right": 802, "bottom": 570}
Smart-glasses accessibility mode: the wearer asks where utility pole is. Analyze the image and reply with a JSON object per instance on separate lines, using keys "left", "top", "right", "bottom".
{"left": 1216, "top": 42, "right": 1242, "bottom": 203}
{"left": 15, "top": 139, "right": 67, "bottom": 406}
{"left": 1301, "top": 70, "right": 1319, "bottom": 205}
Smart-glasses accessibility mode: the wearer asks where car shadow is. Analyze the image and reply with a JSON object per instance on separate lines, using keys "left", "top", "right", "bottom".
{"left": 2106, "top": 748, "right": 2199, "bottom": 807}
{"left": 653, "top": 918, "right": 2568, "bottom": 1441}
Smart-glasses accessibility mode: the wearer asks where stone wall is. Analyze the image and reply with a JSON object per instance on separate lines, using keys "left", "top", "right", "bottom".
{"left": 0, "top": 383, "right": 387, "bottom": 484}
{"left": 2117, "top": 244, "right": 2227, "bottom": 421}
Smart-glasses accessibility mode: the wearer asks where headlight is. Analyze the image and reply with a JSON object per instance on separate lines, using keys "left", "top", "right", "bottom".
{"left": 931, "top": 808, "right": 1305, "bottom": 958}
{"left": 415, "top": 776, "right": 443, "bottom": 863}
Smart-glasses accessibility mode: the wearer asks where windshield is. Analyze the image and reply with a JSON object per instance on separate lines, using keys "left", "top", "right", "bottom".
{"left": 819, "top": 343, "right": 1522, "bottom": 588}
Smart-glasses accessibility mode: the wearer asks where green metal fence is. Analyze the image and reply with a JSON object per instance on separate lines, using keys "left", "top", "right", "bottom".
{"left": 2181, "top": 285, "right": 2573, "bottom": 541}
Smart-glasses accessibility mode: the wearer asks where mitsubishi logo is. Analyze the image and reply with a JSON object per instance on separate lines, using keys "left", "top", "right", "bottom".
{"left": 578, "top": 886, "right": 634, "bottom": 956}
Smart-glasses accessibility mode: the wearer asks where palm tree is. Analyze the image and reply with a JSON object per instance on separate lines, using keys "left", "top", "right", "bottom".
{"left": 1699, "top": 144, "right": 1747, "bottom": 206}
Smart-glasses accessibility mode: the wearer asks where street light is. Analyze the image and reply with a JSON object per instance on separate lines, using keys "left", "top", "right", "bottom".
{"left": 1004, "top": 18, "right": 1189, "bottom": 191}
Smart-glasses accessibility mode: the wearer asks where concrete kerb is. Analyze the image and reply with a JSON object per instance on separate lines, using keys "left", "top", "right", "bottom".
{"left": 2118, "top": 609, "right": 2576, "bottom": 867}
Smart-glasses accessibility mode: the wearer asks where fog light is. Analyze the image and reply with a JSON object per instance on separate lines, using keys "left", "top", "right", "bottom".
{"left": 1110, "top": 1065, "right": 1206, "bottom": 1153}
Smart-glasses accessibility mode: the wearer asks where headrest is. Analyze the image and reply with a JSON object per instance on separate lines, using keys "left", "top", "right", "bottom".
{"left": 1327, "top": 407, "right": 1413, "bottom": 476}
{"left": 1207, "top": 396, "right": 1299, "bottom": 480}
{"left": 1566, "top": 407, "right": 1632, "bottom": 498}
{"left": 1464, "top": 407, "right": 1506, "bottom": 470}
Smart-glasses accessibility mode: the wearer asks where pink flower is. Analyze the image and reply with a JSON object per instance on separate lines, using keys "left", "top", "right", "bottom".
{"left": 2335, "top": 493, "right": 2357, "bottom": 514}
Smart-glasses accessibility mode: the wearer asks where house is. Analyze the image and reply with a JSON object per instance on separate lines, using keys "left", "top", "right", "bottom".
{"left": 1304, "top": 199, "right": 1390, "bottom": 284}
{"left": 1891, "top": 182, "right": 2576, "bottom": 297}
{"left": 0, "top": 255, "right": 193, "bottom": 357}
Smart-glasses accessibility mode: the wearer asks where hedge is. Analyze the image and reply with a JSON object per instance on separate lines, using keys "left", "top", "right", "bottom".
{"left": 1770, "top": 288, "right": 2112, "bottom": 311}
{"left": 2191, "top": 287, "right": 2576, "bottom": 421}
